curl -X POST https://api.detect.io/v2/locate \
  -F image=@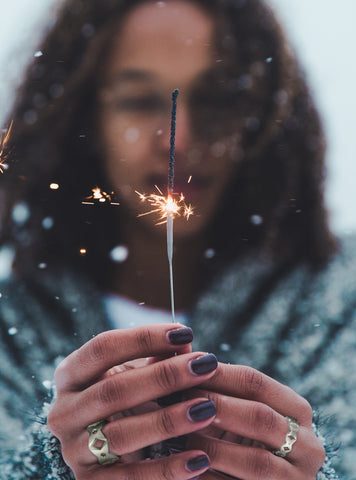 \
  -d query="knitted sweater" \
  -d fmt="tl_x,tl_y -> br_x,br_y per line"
1,235 -> 356,479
